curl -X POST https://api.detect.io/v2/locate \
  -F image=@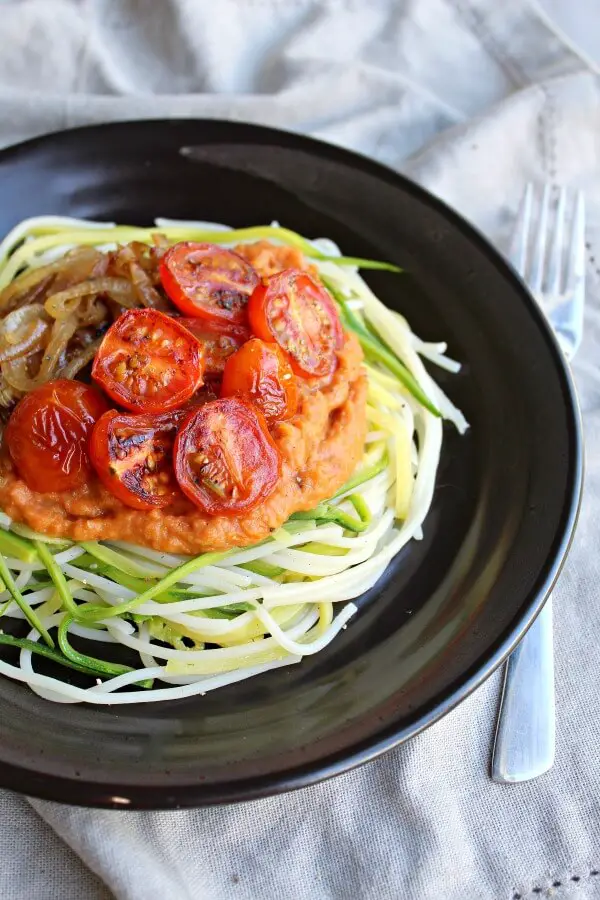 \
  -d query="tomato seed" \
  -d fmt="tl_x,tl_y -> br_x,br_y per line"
114,360 -> 127,379
129,354 -> 145,370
